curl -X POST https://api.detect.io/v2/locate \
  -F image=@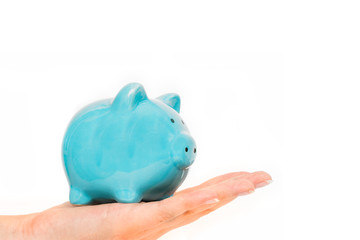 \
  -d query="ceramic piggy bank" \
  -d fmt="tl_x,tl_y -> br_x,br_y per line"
62,83 -> 196,204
